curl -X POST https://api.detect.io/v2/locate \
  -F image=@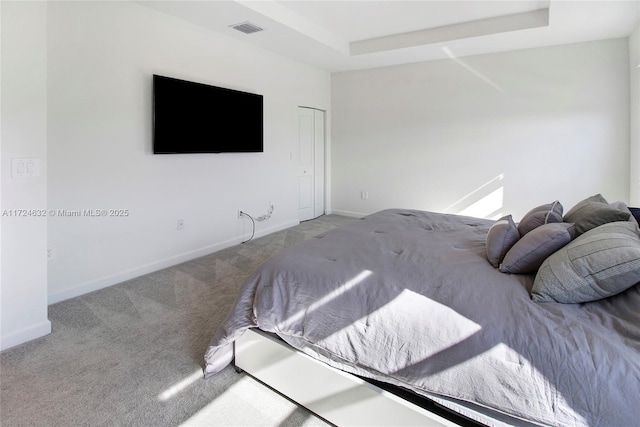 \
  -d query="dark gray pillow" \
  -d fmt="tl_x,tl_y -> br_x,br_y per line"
486,215 -> 520,268
517,200 -> 563,236
500,222 -> 575,274
564,194 -> 630,235
532,221 -> 640,303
